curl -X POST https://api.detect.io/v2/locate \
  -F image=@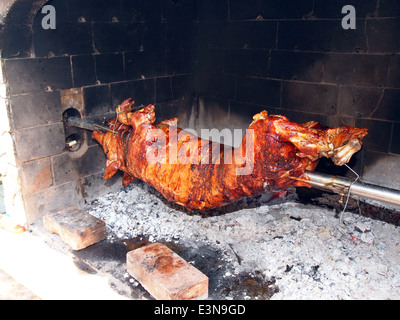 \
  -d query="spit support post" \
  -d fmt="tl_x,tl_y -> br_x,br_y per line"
304,170 -> 400,208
